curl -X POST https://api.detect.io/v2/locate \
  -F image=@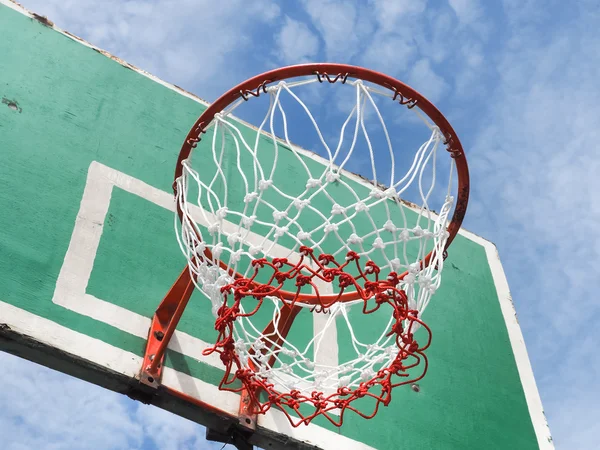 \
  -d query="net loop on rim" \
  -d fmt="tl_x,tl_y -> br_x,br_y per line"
174,65 -> 467,427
